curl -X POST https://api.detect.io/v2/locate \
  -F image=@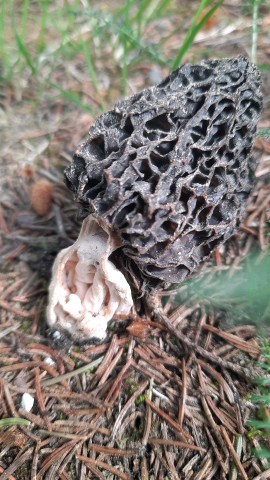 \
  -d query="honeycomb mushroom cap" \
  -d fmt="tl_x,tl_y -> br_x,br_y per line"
65,56 -> 263,291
